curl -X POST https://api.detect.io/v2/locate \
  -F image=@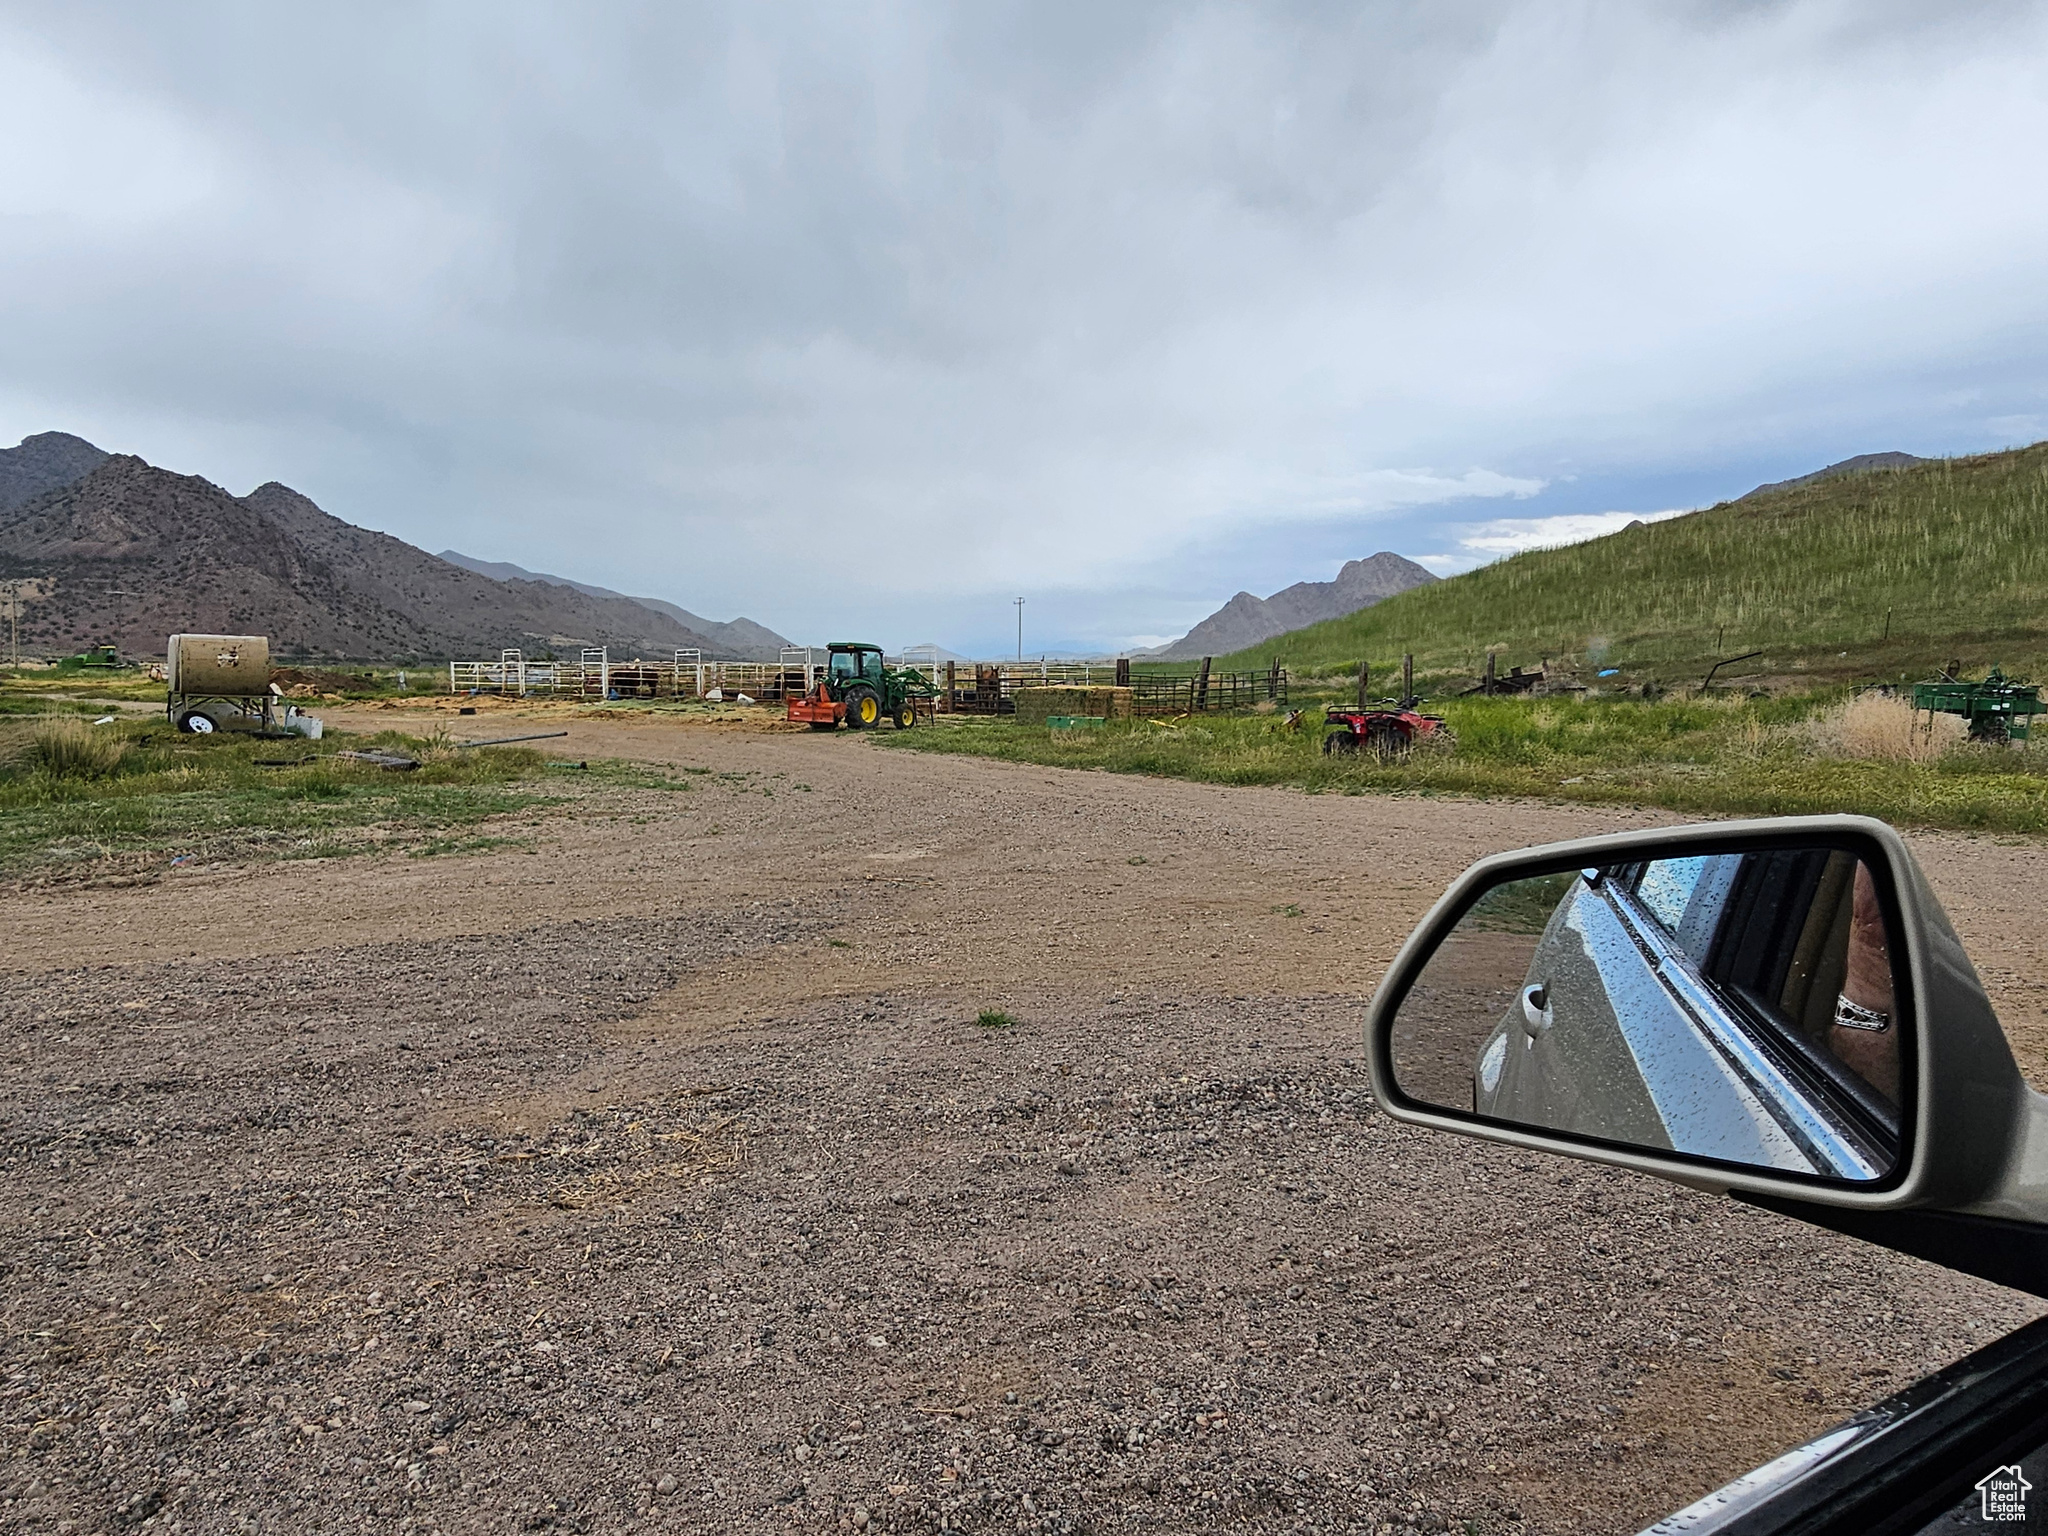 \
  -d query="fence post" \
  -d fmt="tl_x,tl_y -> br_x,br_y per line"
1357,659 -> 1368,709
943,660 -> 955,714
1482,652 -> 1495,694
1403,652 -> 1414,704
1116,656 -> 1130,688
1195,656 -> 1212,712
1267,659 -> 1280,700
